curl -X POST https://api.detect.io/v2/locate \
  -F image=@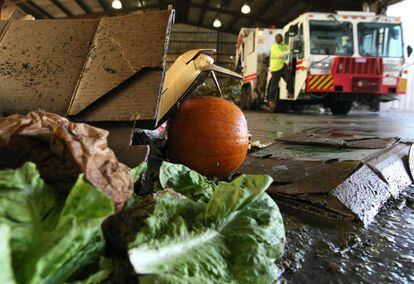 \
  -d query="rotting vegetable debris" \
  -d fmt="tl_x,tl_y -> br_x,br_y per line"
0,111 -> 132,209
0,113 -> 286,284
